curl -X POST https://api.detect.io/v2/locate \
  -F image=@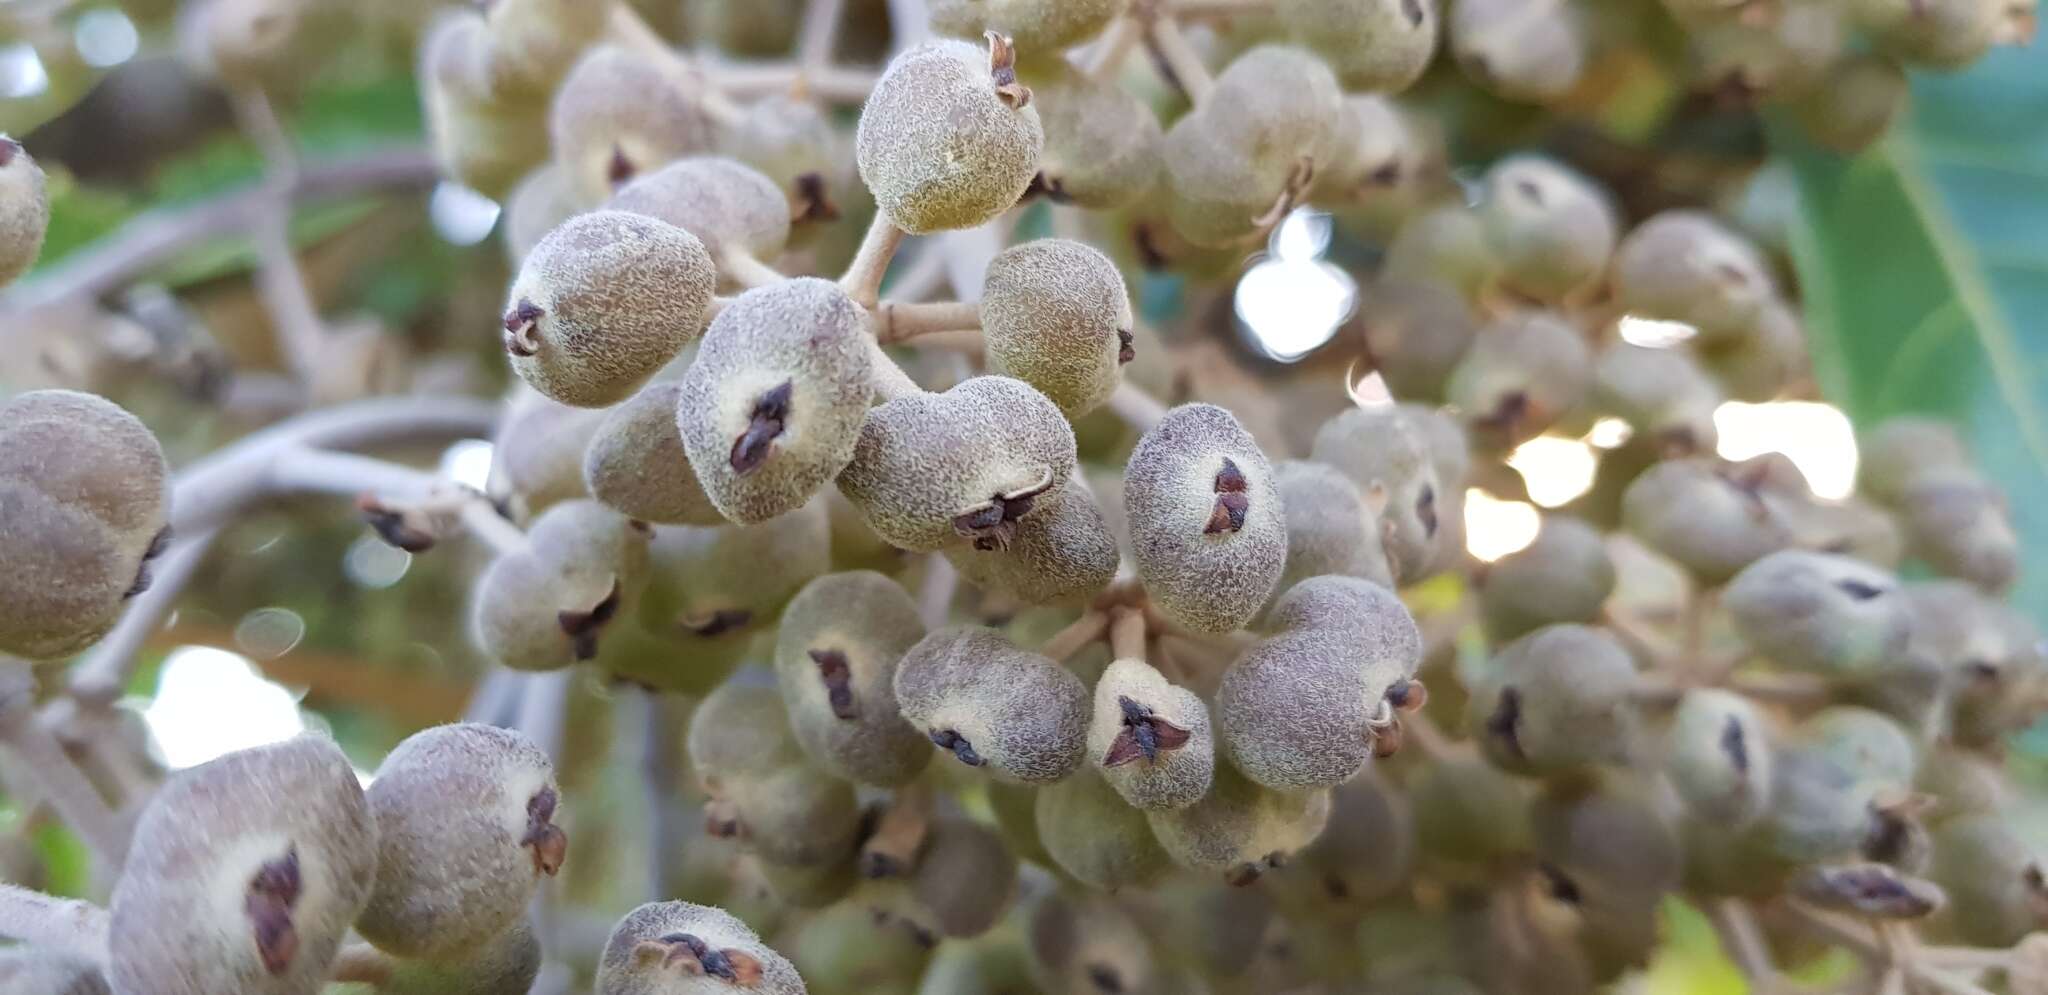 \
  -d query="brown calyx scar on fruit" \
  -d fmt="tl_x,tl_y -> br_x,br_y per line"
792,173 -> 840,223
680,608 -> 753,638
1204,457 -> 1251,535
1250,156 -> 1316,231
357,494 -> 439,553
1484,686 -> 1525,760
1117,329 -> 1136,365
952,467 -> 1055,551
731,380 -> 794,475
809,648 -> 859,719
632,932 -> 765,985
1793,863 -> 1943,919
929,728 -> 983,766
1102,695 -> 1192,767
123,524 -> 174,599
607,145 -> 638,187
502,300 -> 544,357
245,846 -> 303,976
557,579 -> 624,661
522,785 -> 568,876
985,31 -> 1031,109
